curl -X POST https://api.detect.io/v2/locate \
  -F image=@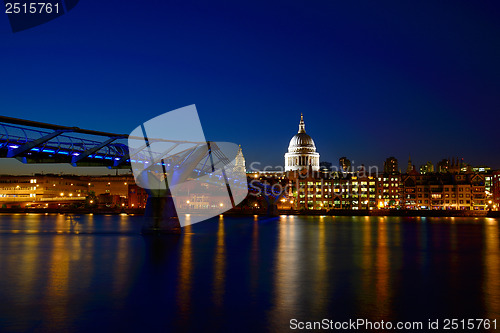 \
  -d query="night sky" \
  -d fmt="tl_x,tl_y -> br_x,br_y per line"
1,0 -> 499,173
